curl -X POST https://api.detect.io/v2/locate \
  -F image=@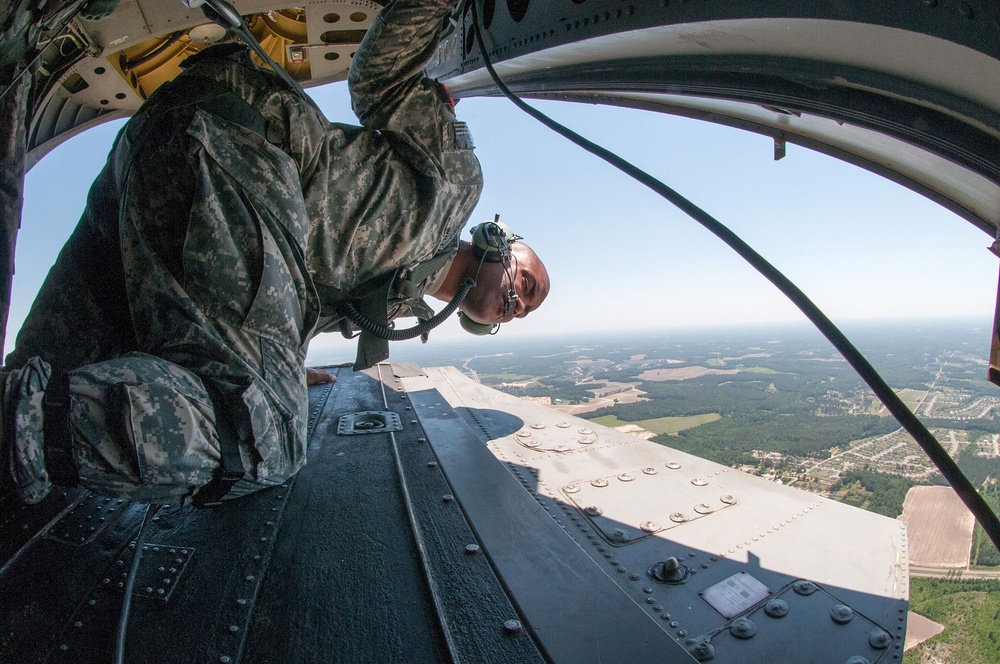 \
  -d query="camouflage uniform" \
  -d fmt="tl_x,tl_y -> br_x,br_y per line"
3,0 -> 482,504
